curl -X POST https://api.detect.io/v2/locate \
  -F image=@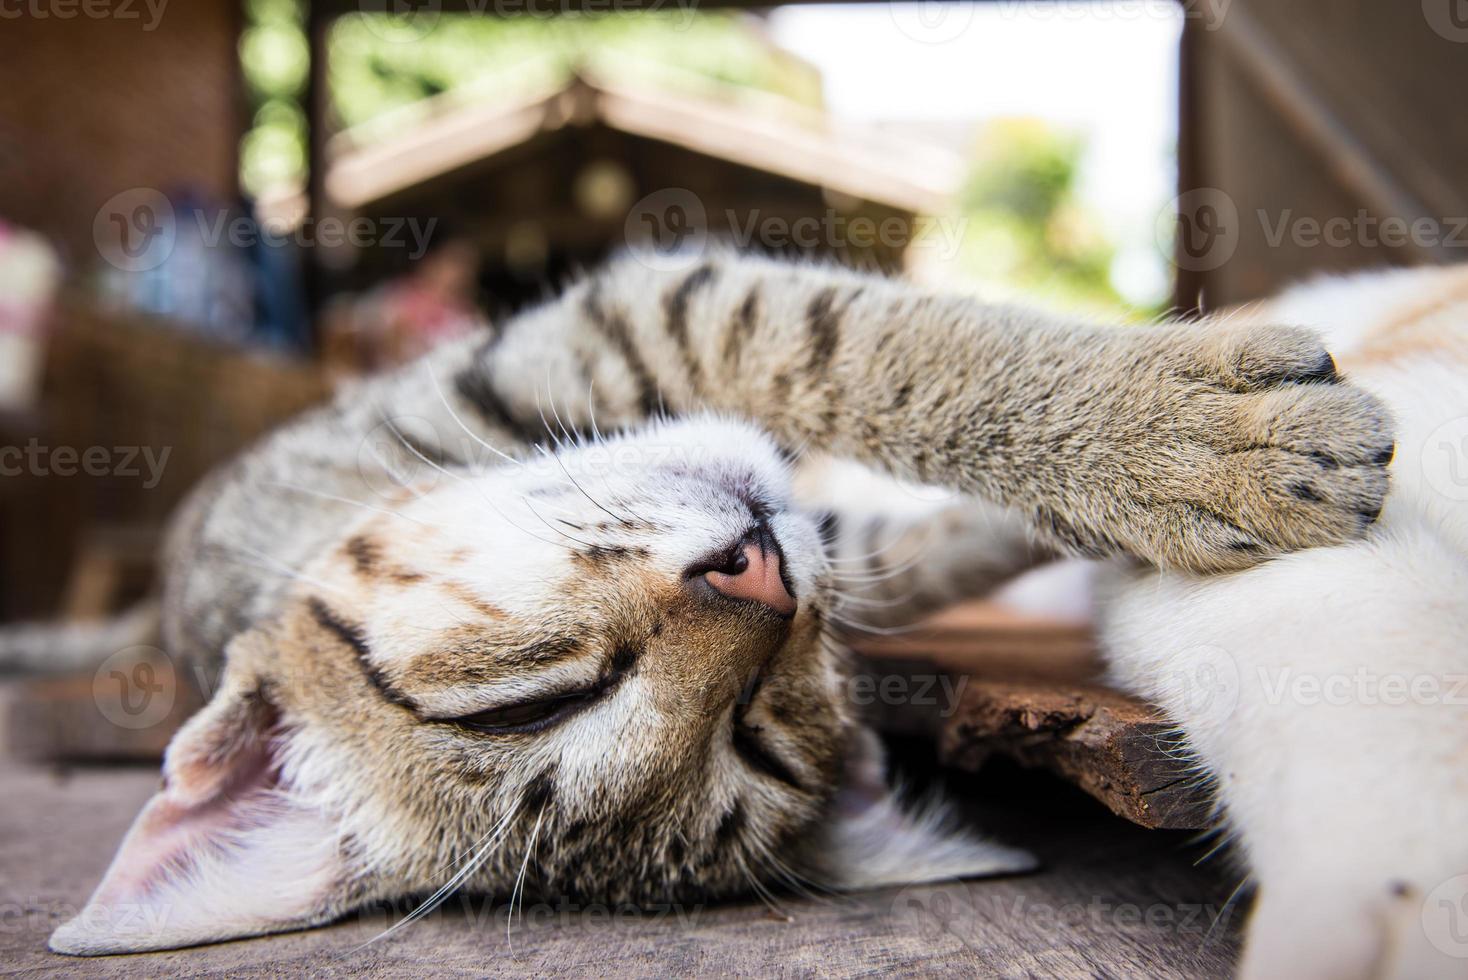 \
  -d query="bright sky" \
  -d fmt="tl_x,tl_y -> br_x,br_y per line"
766,1 -> 1184,304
